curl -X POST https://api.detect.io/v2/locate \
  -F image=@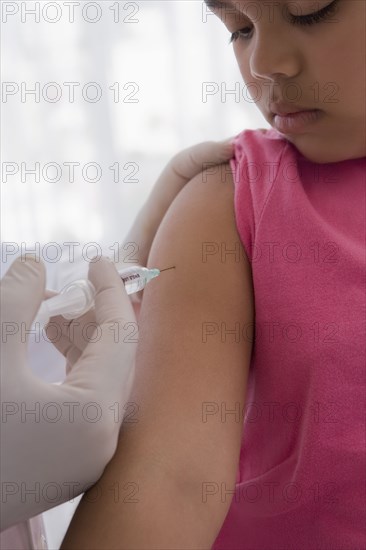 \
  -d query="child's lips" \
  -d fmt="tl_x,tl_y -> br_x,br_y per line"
270,101 -> 319,116
271,109 -> 323,134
